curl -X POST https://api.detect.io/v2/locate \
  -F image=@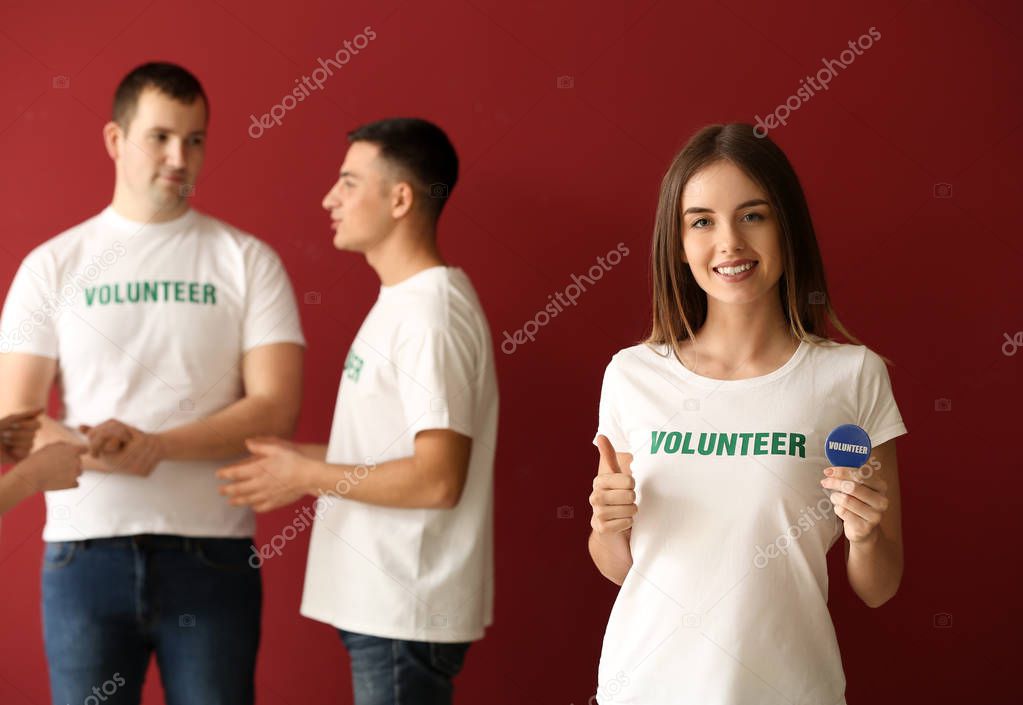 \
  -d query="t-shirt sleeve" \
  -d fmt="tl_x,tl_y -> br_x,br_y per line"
0,248 -> 59,358
857,347 -> 907,448
241,240 -> 306,352
394,324 -> 477,440
592,356 -> 630,453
